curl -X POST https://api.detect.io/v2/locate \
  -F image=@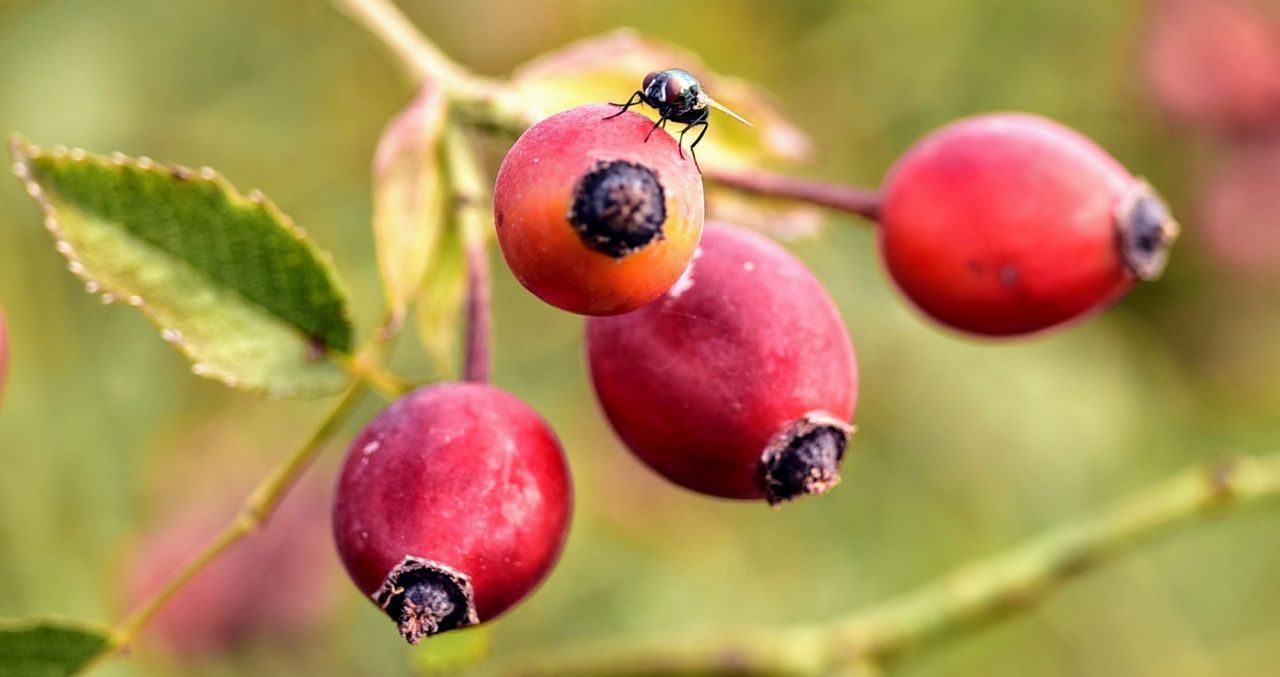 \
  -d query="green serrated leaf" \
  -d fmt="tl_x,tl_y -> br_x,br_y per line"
9,137 -> 353,399
510,28 -> 812,170
0,618 -> 113,677
374,82 -> 449,333
415,221 -> 467,378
